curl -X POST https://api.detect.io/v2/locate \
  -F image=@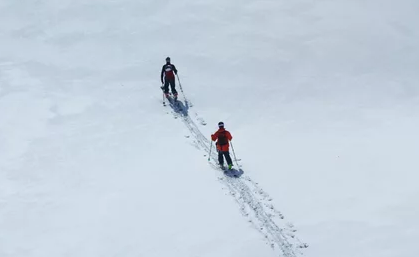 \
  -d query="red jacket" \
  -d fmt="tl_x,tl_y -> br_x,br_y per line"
211,128 -> 233,151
